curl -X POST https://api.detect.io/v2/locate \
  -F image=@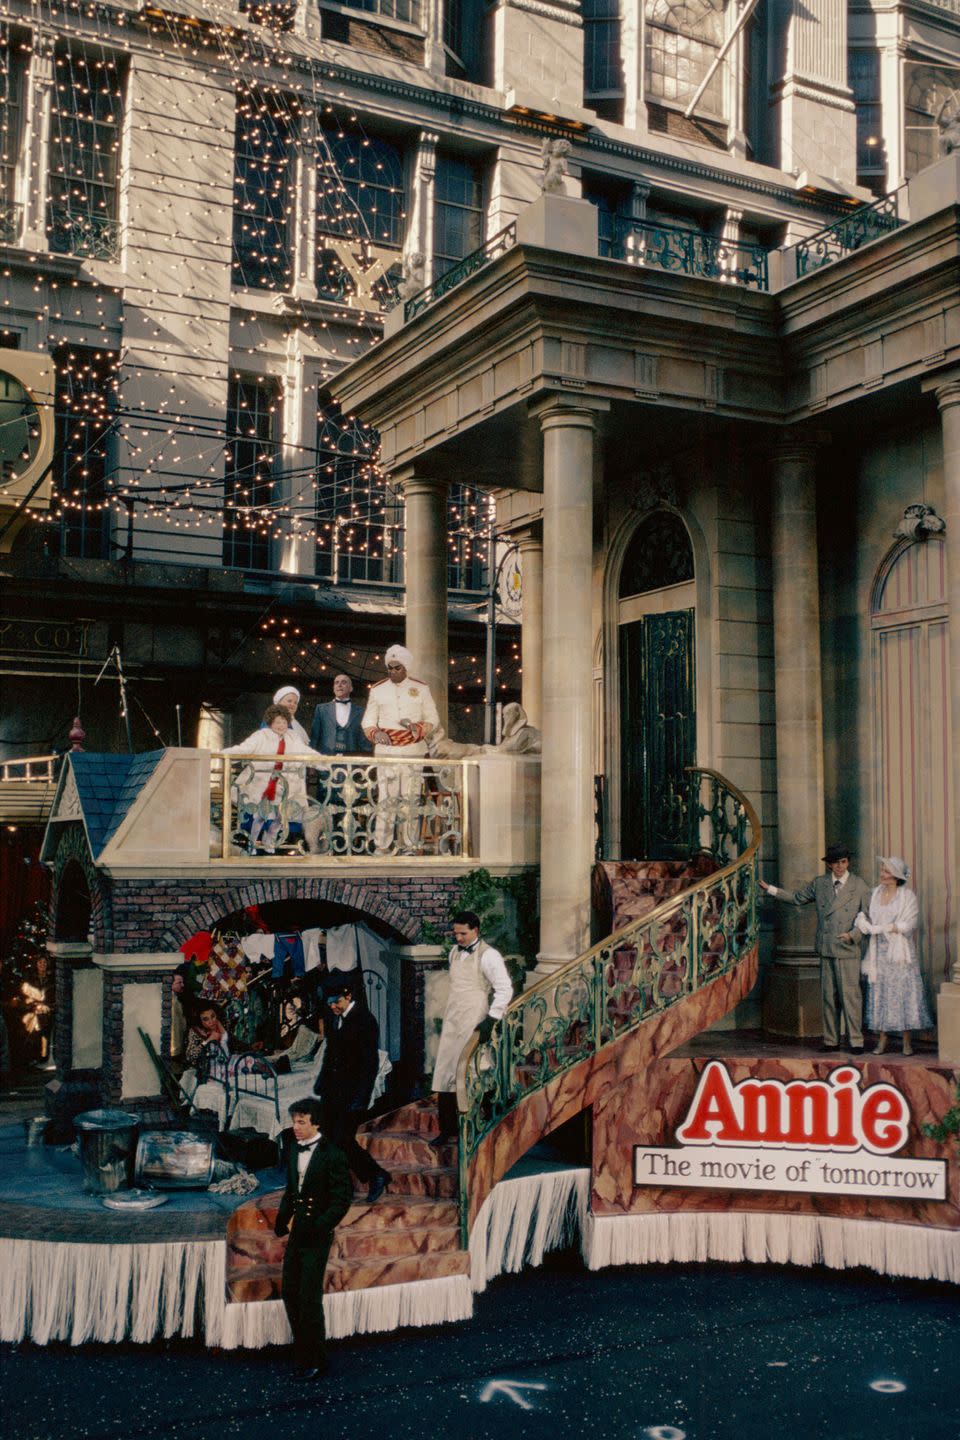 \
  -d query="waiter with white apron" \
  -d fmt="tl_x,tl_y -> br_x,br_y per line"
430,909 -> 513,1149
